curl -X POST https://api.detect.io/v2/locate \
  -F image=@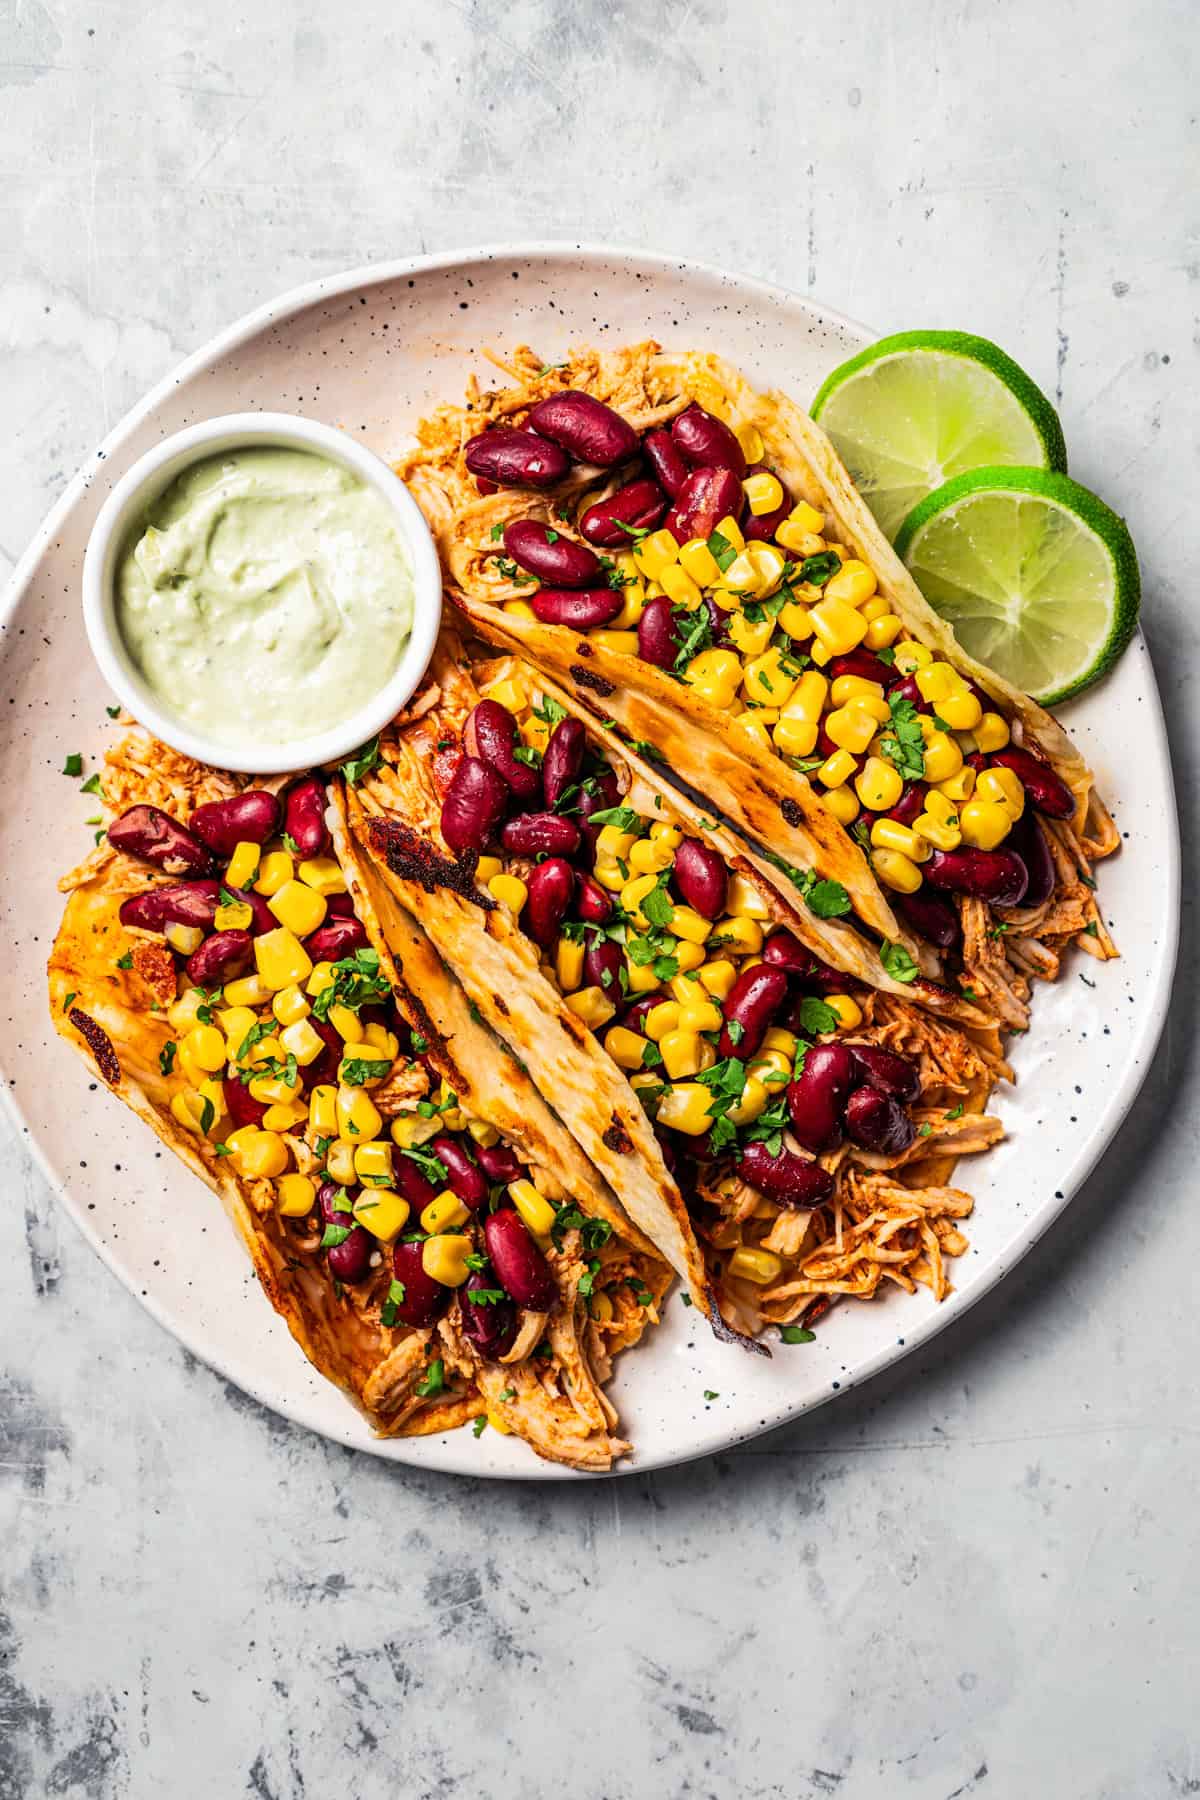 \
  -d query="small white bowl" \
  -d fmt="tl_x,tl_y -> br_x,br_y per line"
82,412 -> 442,774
